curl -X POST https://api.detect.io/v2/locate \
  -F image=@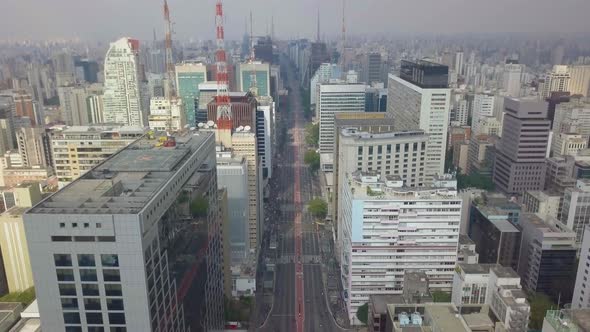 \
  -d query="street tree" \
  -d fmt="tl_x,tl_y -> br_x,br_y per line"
308,198 -> 328,219
304,150 -> 320,173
